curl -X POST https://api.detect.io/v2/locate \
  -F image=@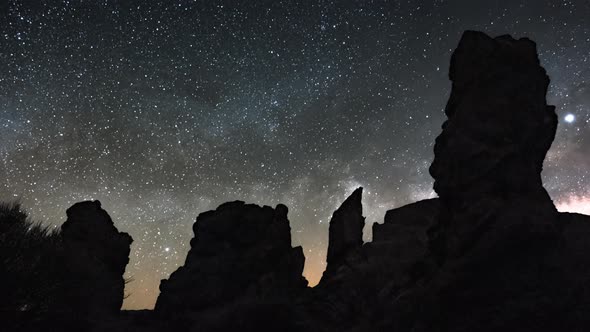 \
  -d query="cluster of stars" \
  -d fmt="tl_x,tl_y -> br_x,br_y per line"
1,1 -> 588,309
